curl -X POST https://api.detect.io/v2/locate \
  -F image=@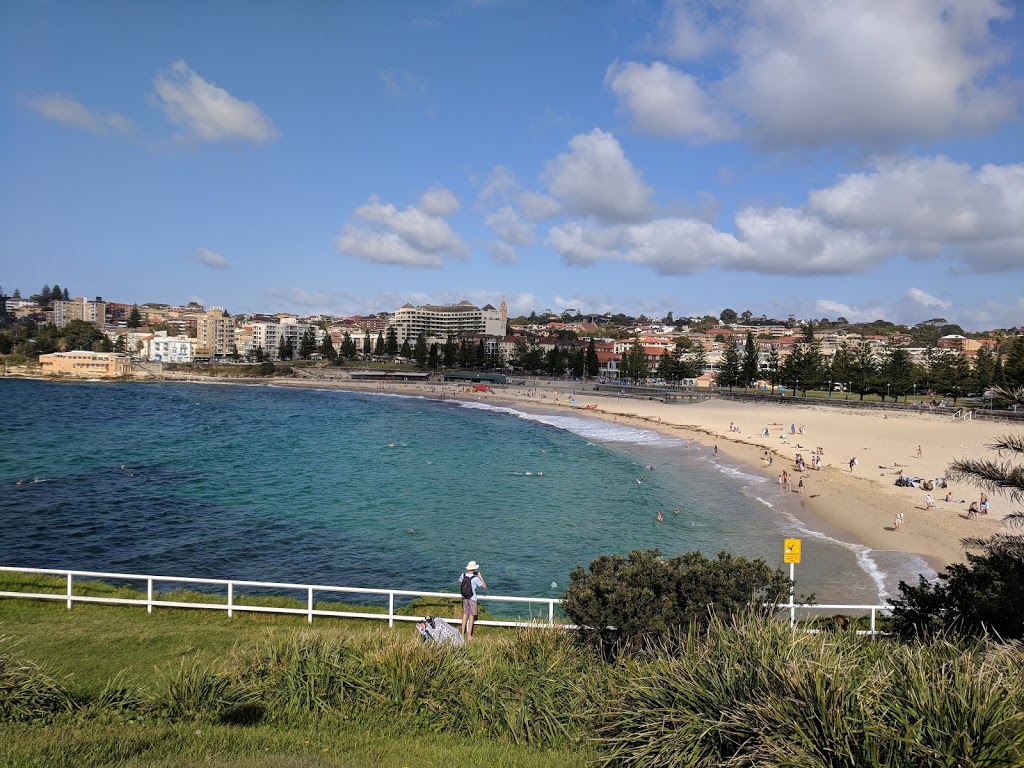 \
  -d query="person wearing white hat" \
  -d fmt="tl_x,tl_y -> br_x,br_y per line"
458,560 -> 487,640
